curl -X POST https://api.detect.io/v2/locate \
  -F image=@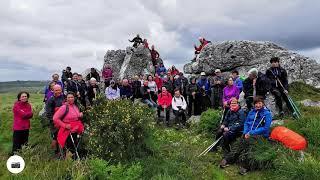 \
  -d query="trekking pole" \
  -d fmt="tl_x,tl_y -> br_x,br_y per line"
250,111 -> 259,131
220,108 -> 225,124
197,136 -> 223,157
164,107 -> 167,125
70,133 -> 80,160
